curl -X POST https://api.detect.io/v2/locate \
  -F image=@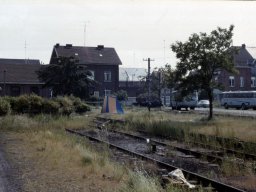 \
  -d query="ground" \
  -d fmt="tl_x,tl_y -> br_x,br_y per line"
0,131 -> 122,192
